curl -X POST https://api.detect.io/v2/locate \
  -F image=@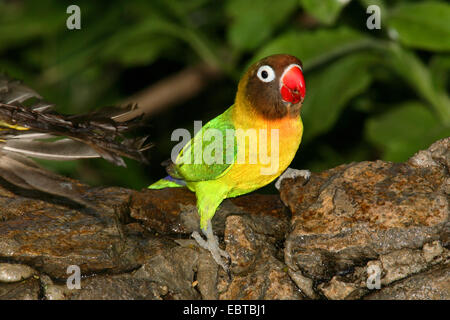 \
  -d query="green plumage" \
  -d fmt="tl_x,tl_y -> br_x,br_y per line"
174,107 -> 237,181
149,106 -> 238,229
149,178 -> 184,189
